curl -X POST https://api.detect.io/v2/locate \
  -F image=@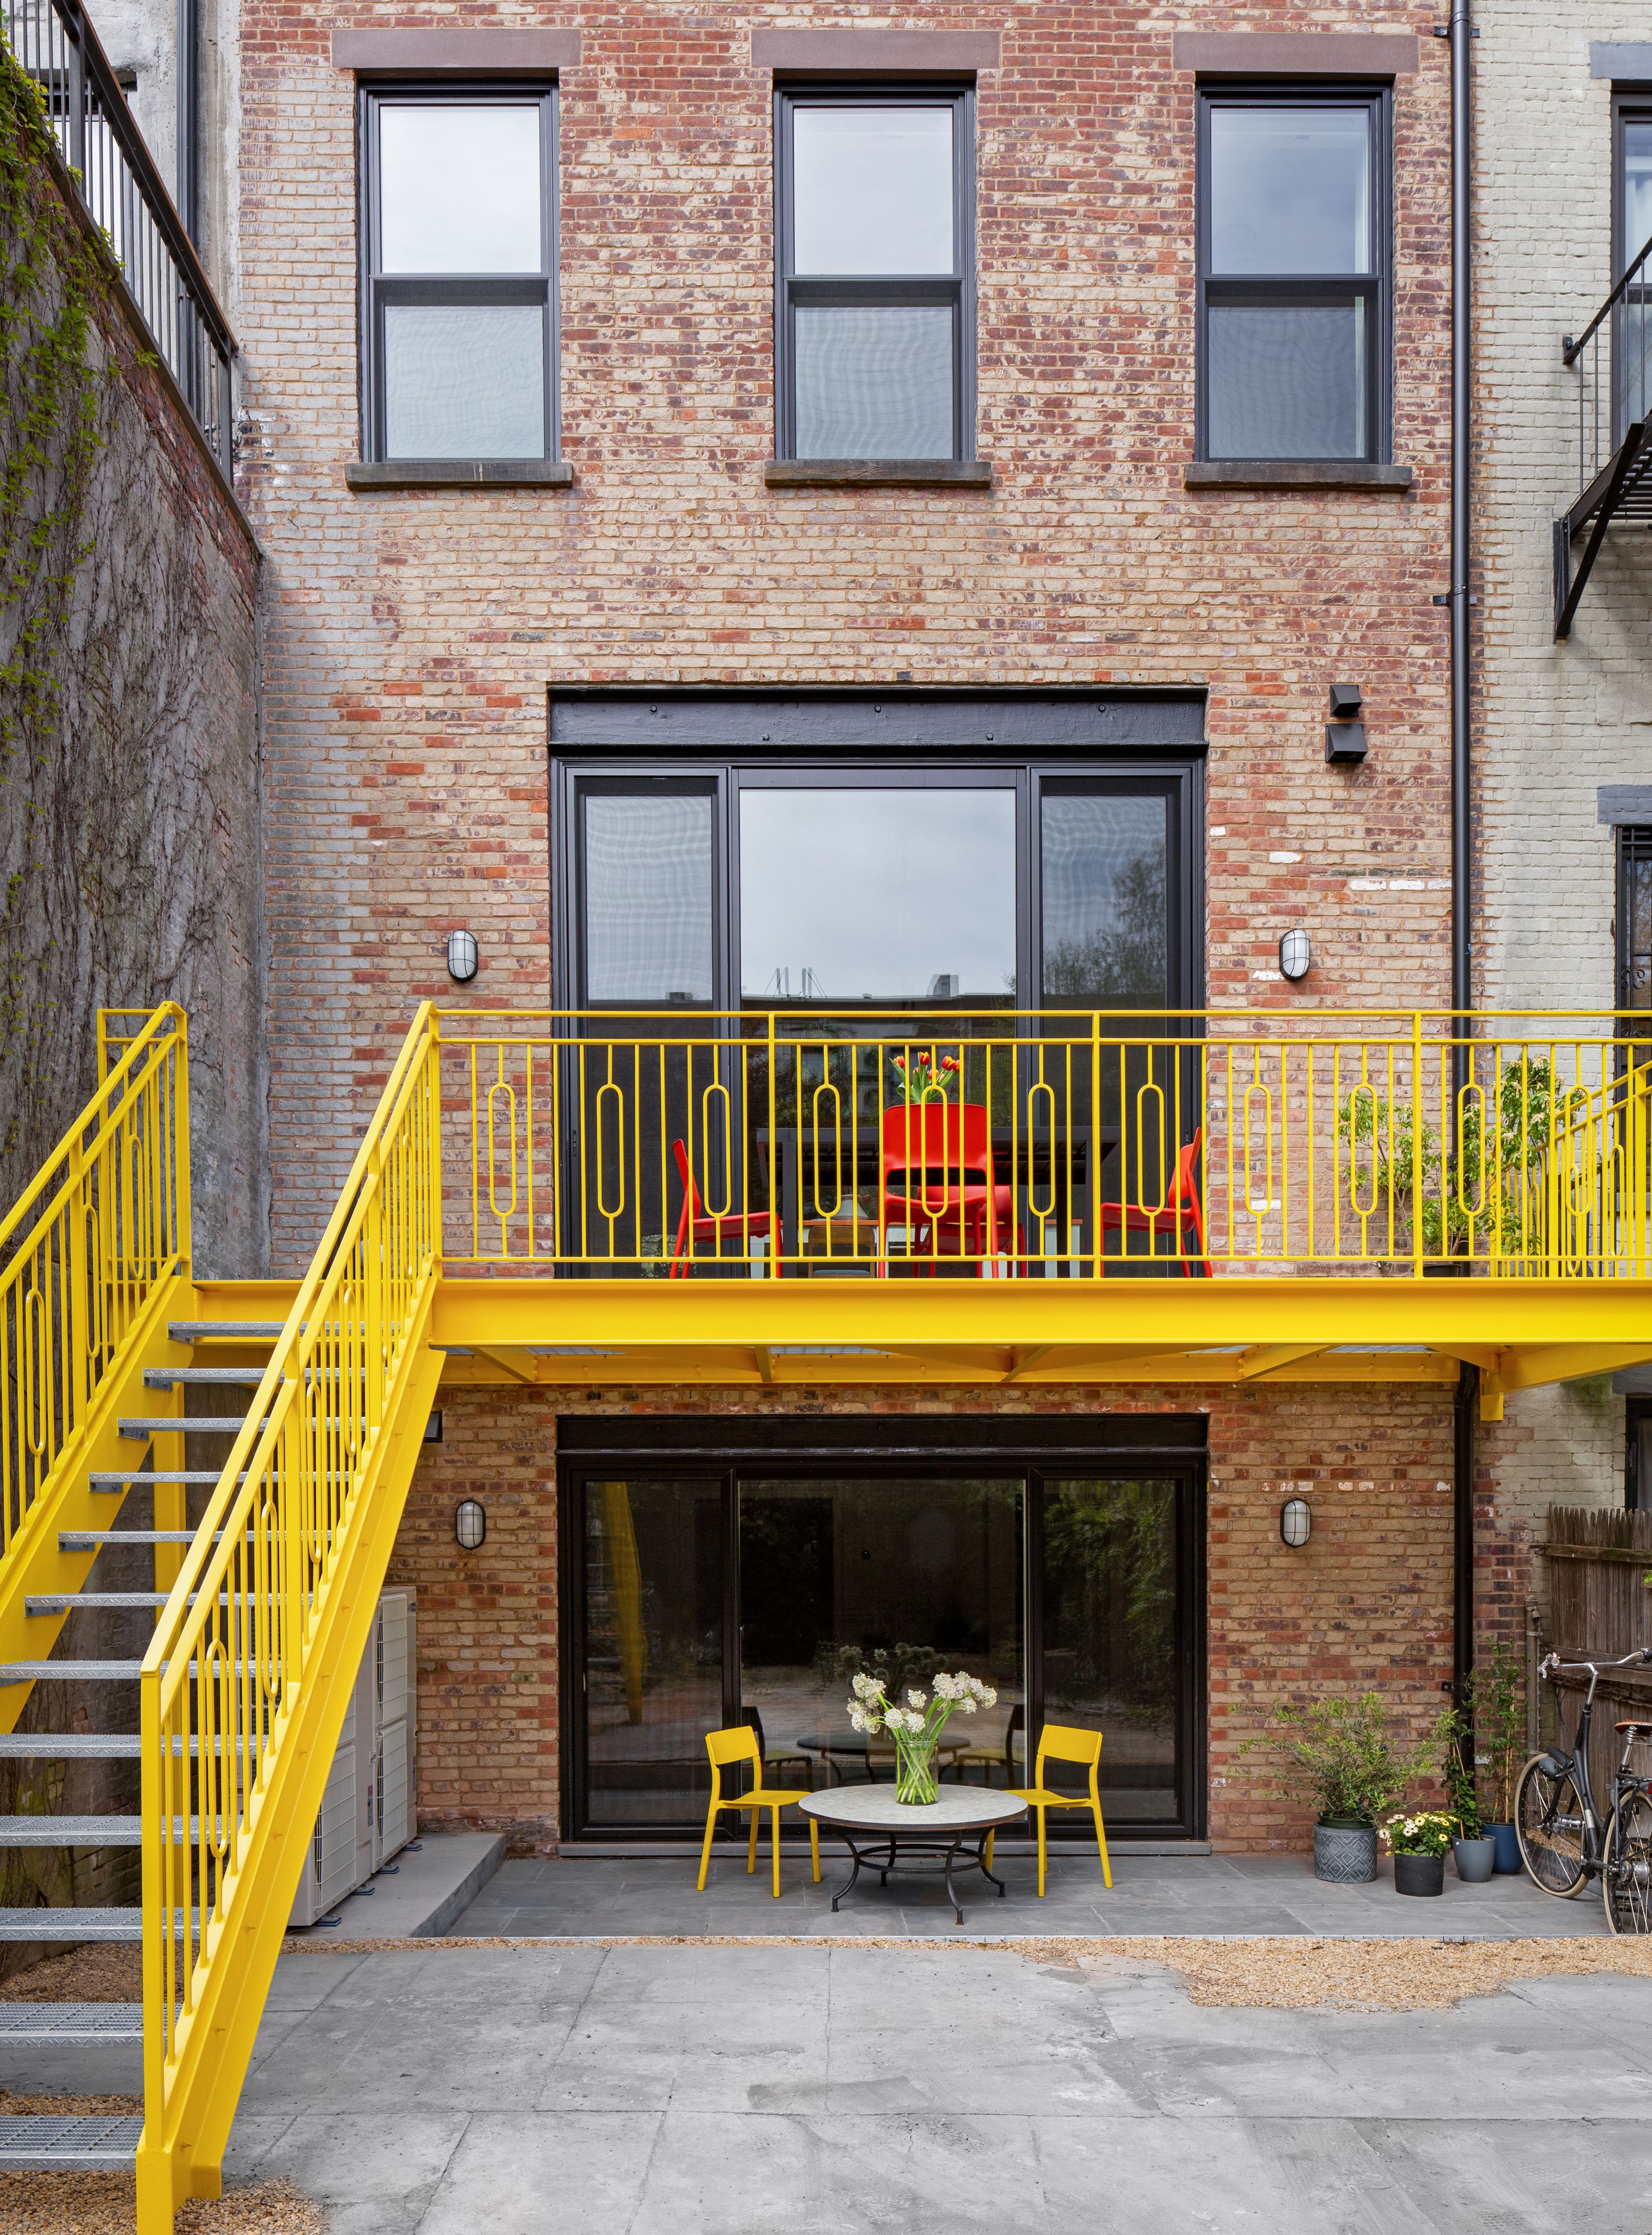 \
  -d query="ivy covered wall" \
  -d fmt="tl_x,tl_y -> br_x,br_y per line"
0,45 -> 265,1277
